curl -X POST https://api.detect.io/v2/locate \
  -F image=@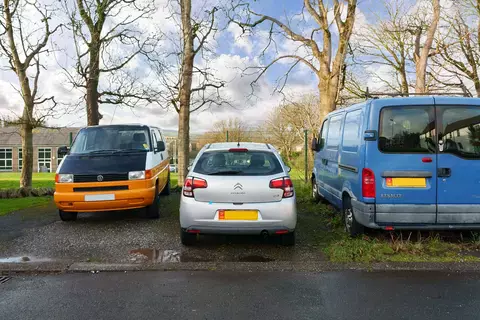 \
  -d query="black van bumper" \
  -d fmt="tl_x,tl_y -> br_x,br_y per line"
351,200 -> 480,230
